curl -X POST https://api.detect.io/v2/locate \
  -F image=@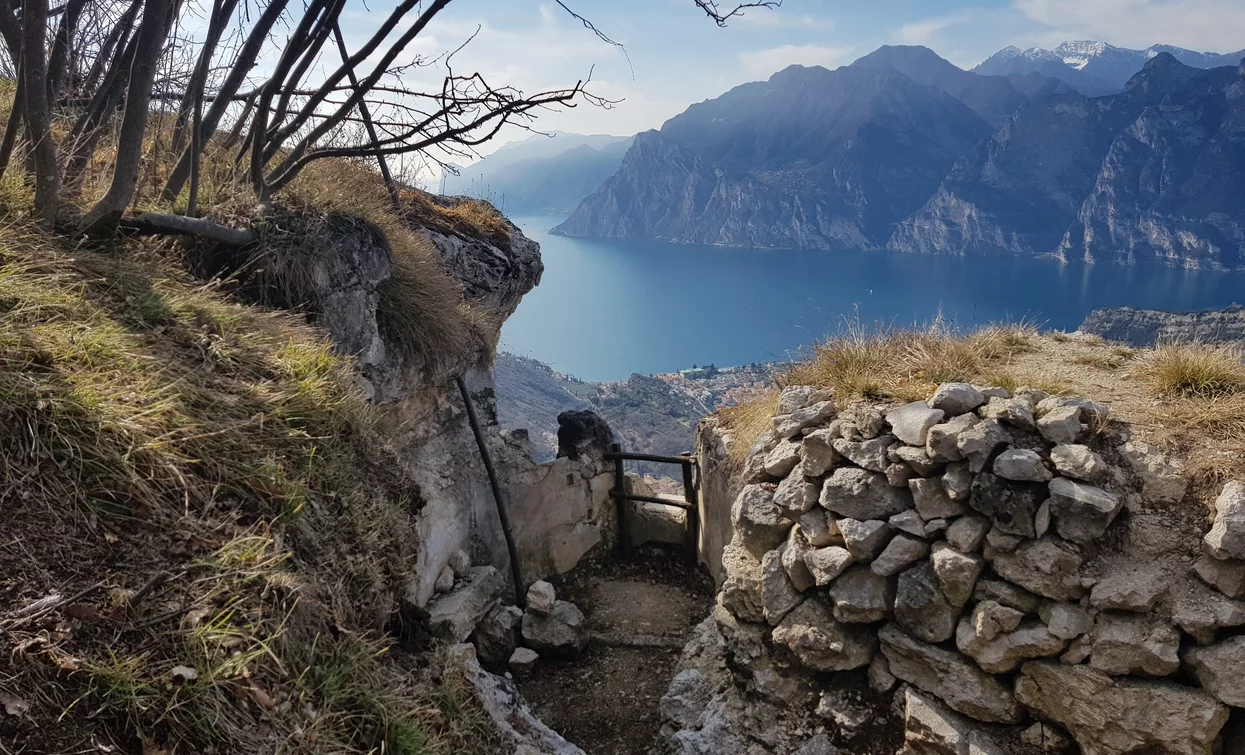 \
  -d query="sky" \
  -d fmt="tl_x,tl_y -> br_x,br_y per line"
332,0 -> 1245,166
